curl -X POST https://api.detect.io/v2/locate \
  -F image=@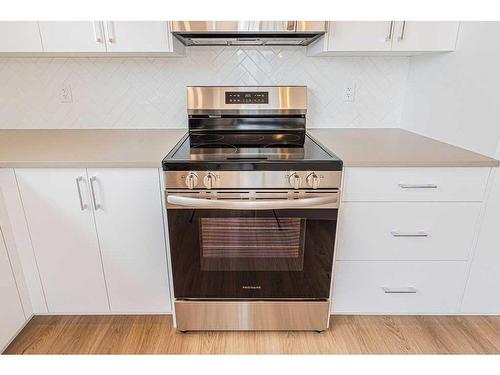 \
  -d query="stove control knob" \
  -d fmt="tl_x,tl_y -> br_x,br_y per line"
203,172 -> 216,190
306,172 -> 320,189
185,173 -> 198,190
288,173 -> 302,190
